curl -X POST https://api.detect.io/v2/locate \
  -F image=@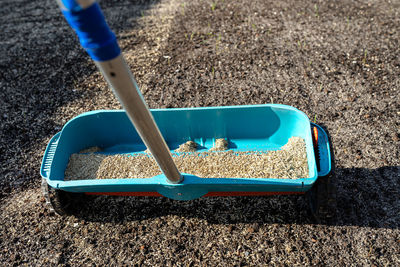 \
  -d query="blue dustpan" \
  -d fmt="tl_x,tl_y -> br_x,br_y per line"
42,1 -> 334,218
41,104 -> 332,200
